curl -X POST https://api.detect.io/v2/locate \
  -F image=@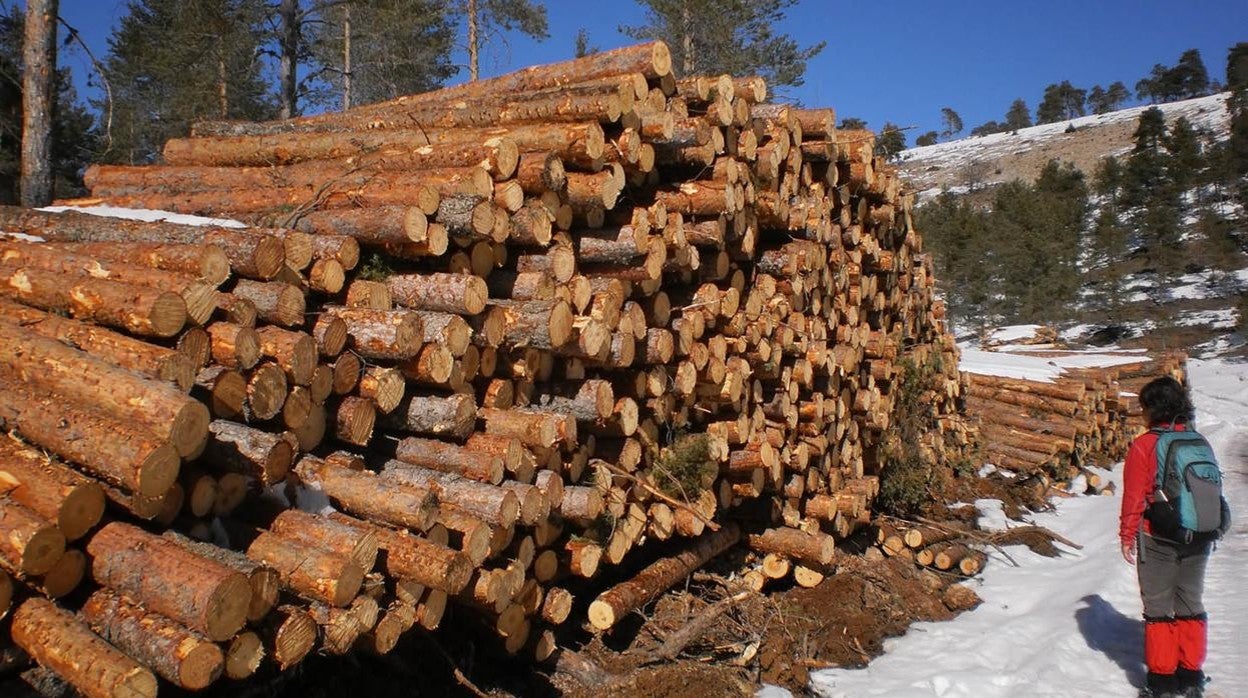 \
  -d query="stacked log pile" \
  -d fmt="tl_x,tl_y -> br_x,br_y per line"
0,41 -> 979,695
961,348 -> 1188,485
